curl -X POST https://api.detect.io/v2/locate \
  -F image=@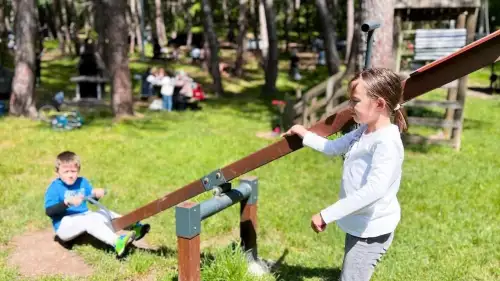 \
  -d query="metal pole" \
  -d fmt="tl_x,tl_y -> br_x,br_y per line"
200,182 -> 252,220
86,192 -> 113,222
361,21 -> 381,69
